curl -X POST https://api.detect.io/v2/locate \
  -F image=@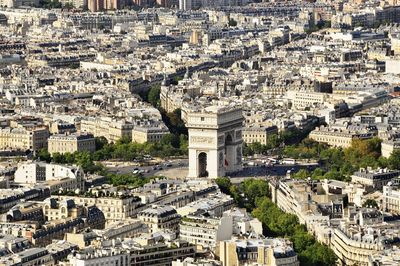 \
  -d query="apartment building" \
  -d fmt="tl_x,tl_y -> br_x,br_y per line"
330,221 -> 393,266
132,124 -> 170,144
242,126 -> 278,145
0,126 -> 49,151
383,185 -> 400,214
14,162 -> 85,191
48,133 -> 95,155
381,140 -> 400,158
351,168 -> 399,190
56,194 -> 143,223
286,91 -> 327,110
220,238 -> 299,266
80,117 -> 133,143
138,205 -> 180,233
63,238 -> 195,266
179,215 -> 233,249
309,126 -> 376,148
